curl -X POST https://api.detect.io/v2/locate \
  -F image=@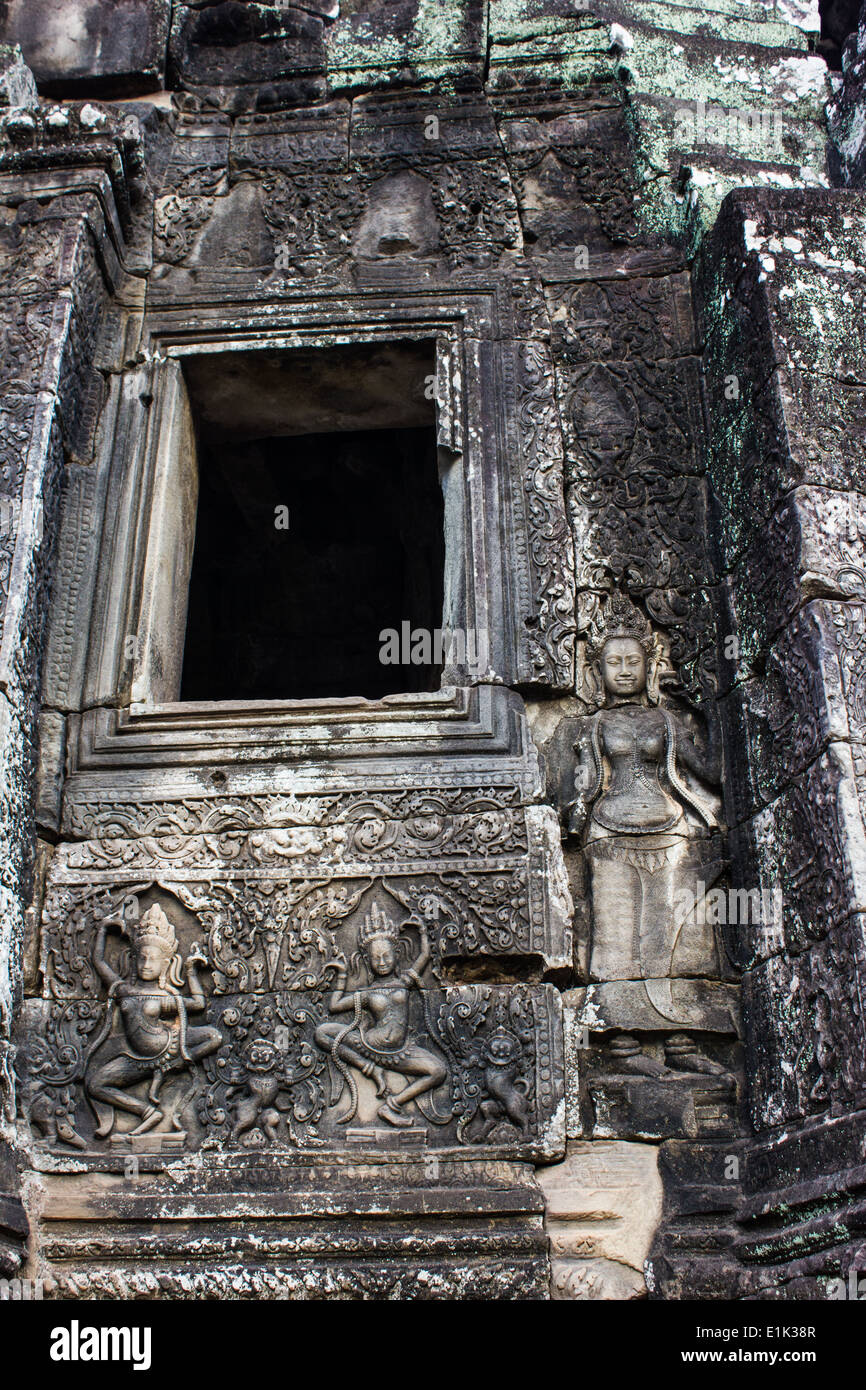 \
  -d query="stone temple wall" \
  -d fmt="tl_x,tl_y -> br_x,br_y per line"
0,0 -> 863,1300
